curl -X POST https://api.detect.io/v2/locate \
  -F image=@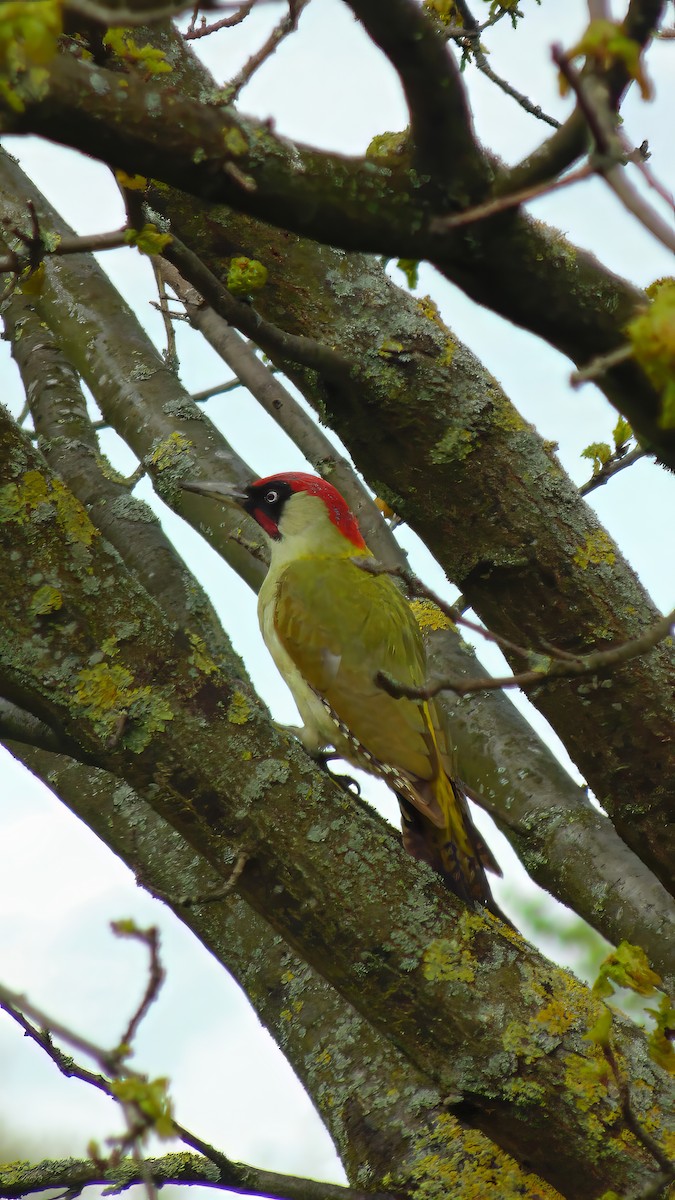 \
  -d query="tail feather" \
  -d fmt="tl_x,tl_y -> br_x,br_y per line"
398,771 -> 506,919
